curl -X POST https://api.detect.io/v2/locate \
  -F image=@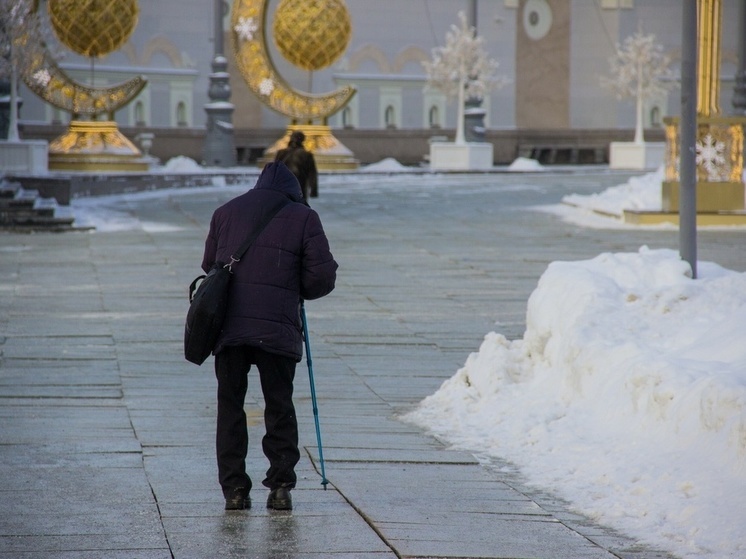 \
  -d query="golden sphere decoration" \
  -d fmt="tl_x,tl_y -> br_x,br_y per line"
272,0 -> 351,71
47,0 -> 139,58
